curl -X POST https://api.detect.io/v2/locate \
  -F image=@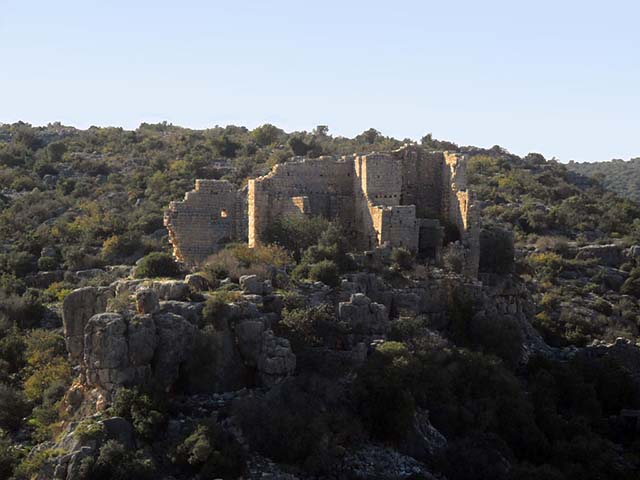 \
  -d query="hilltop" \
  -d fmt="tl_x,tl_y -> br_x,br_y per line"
566,157 -> 640,203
